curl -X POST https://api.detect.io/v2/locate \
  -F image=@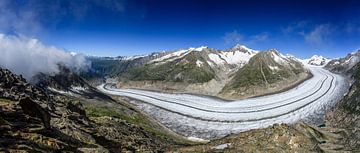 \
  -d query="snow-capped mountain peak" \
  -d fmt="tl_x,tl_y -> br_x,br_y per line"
207,45 -> 259,67
306,55 -> 329,66
231,44 -> 258,54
